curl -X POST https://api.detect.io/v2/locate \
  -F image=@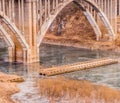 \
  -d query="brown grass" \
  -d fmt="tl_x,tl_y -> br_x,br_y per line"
37,77 -> 120,103
0,72 -> 24,103
0,82 -> 19,103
